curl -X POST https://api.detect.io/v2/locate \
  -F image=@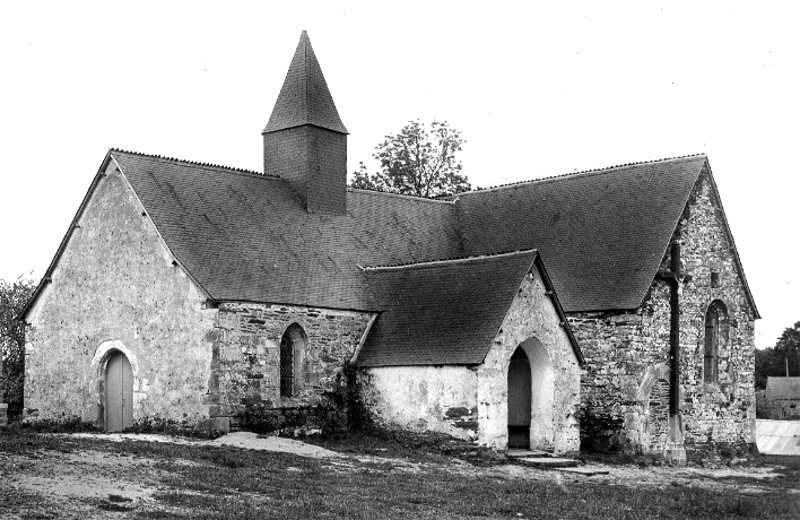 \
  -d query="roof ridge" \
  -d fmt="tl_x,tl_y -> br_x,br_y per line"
361,249 -> 537,271
109,148 -> 276,179
348,187 -> 456,205
461,153 -> 707,196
